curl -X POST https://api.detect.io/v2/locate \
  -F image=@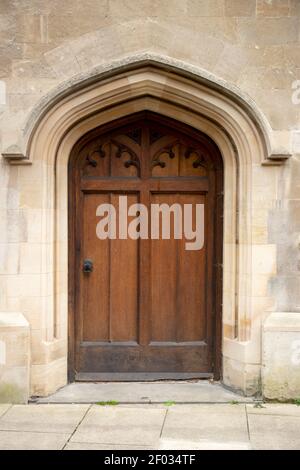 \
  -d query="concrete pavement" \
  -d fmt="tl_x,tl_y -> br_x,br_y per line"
0,403 -> 300,450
